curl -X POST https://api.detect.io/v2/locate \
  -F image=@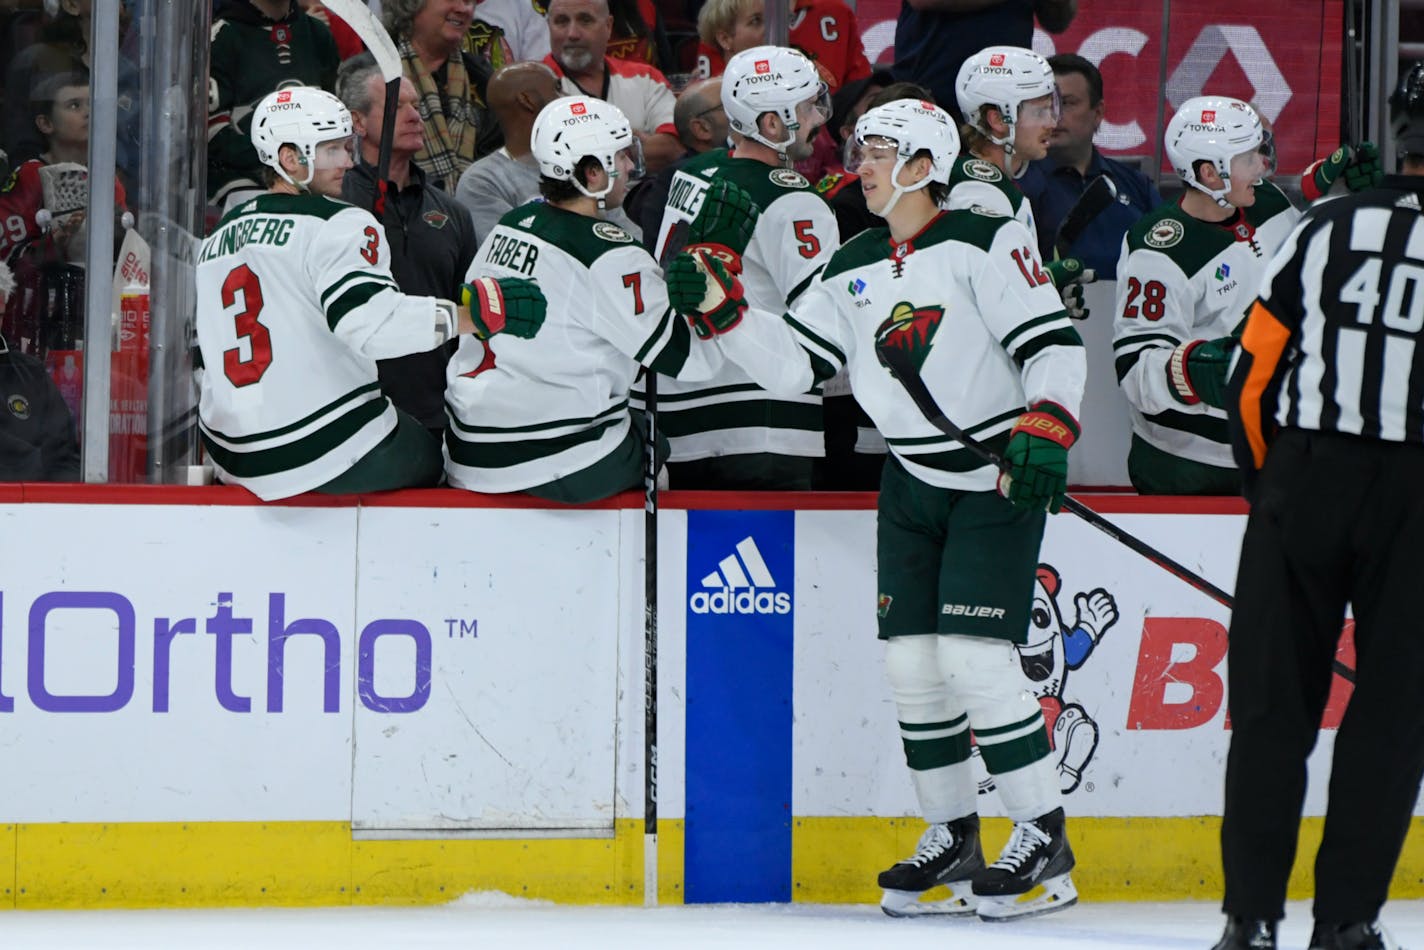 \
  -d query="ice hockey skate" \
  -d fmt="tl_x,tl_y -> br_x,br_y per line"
972,806 -> 1078,921
1210,916 -> 1277,949
877,815 -> 984,917
1308,920 -> 1401,950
